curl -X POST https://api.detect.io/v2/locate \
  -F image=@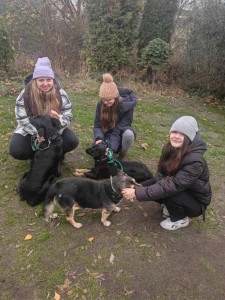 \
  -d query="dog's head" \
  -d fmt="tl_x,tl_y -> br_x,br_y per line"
86,143 -> 107,160
30,115 -> 61,141
112,170 -> 140,193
